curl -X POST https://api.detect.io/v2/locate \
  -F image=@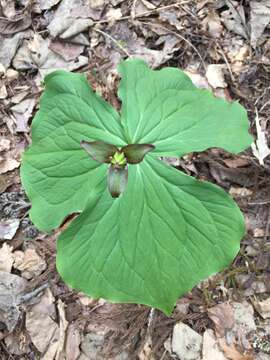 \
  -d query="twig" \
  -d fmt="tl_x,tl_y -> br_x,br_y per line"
94,1 -> 191,24
93,28 -> 130,57
216,43 -> 236,82
140,21 -> 207,71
